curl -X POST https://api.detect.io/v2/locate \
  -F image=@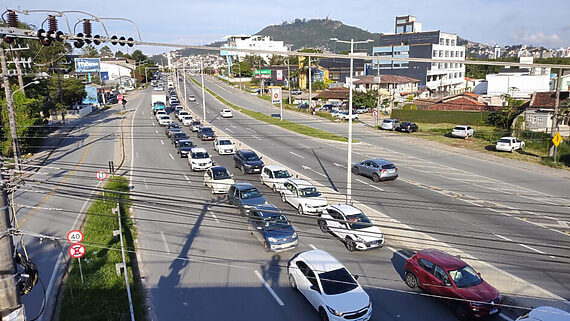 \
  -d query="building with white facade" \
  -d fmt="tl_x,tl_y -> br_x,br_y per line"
372,15 -> 466,95
99,58 -> 135,86
483,57 -> 551,99
221,35 -> 288,62
493,44 -> 501,59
